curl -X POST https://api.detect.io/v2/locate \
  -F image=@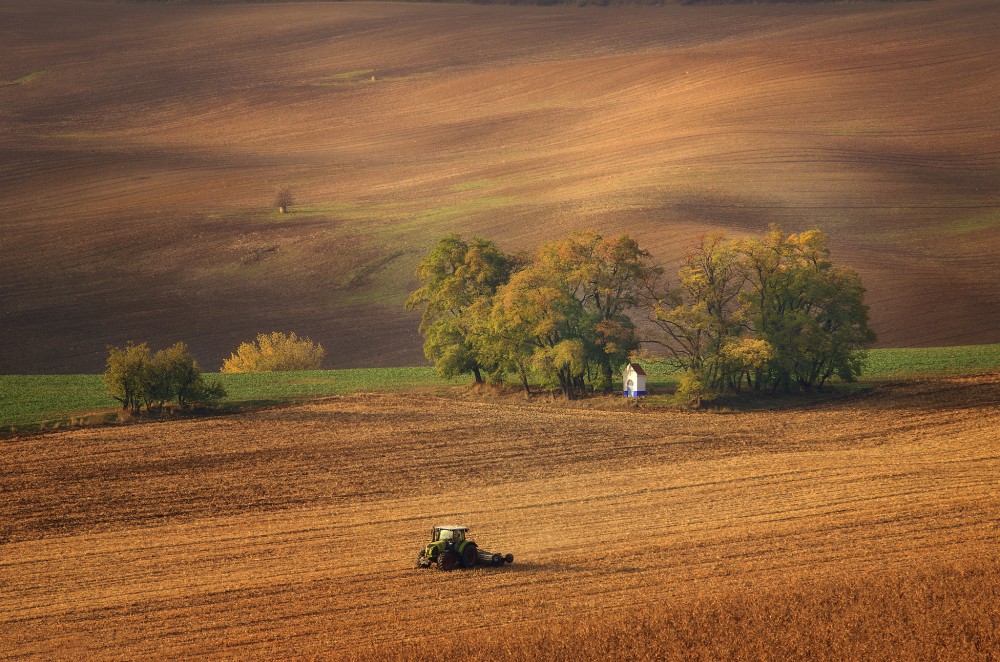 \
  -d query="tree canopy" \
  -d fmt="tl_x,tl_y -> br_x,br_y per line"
405,235 -> 520,384
408,227 -> 874,403
649,227 -> 875,400
104,341 -> 225,412
408,230 -> 658,398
